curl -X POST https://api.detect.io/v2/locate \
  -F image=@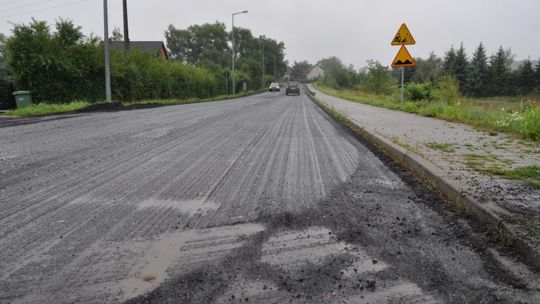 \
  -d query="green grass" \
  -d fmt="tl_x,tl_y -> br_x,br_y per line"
502,165 -> 540,180
4,90 -> 263,117
465,160 -> 540,187
5,101 -> 90,117
314,84 -> 540,141
425,142 -> 456,153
